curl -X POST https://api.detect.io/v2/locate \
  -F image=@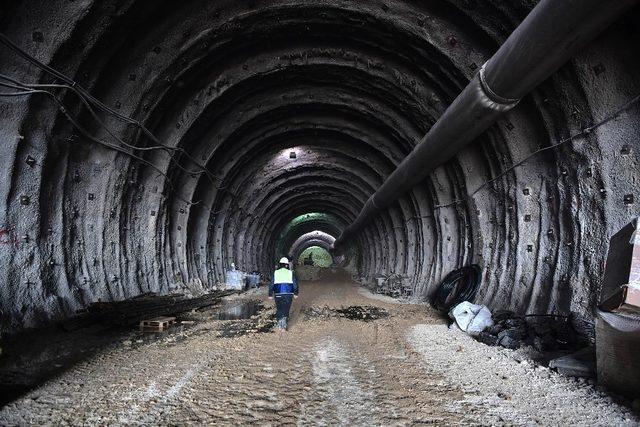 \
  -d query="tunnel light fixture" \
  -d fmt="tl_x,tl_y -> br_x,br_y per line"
276,147 -> 304,162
